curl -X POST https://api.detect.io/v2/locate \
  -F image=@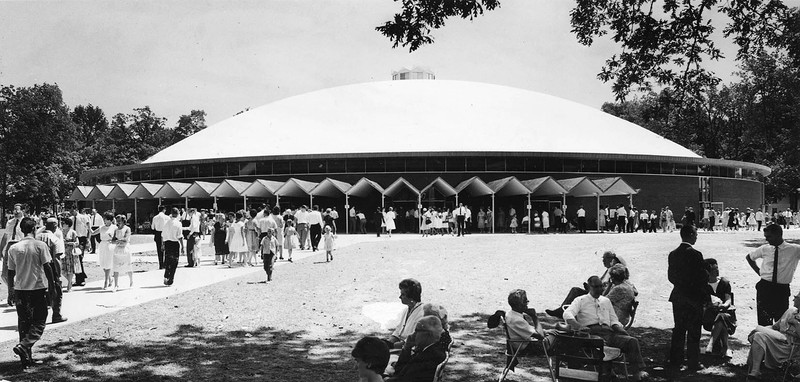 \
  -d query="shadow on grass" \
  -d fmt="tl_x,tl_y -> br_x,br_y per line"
0,324 -> 359,382
742,237 -> 800,248
0,312 -> 782,382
